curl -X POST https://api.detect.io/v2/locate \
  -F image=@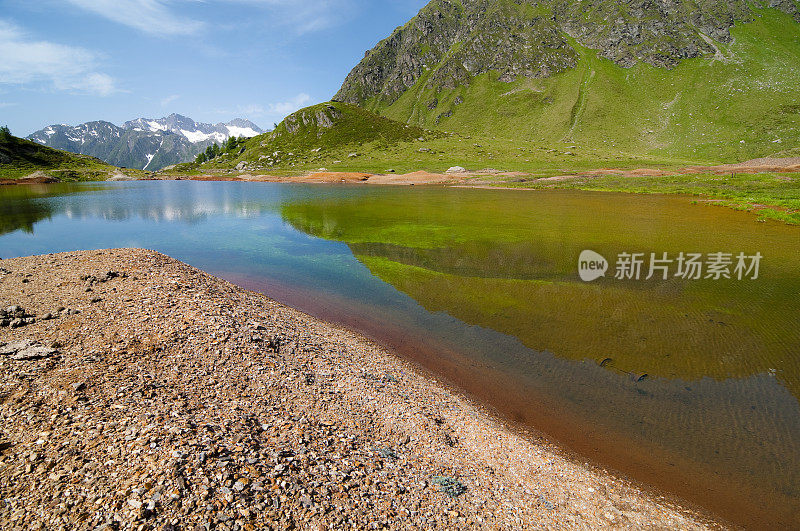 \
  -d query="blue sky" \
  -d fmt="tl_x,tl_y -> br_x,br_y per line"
0,0 -> 429,136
